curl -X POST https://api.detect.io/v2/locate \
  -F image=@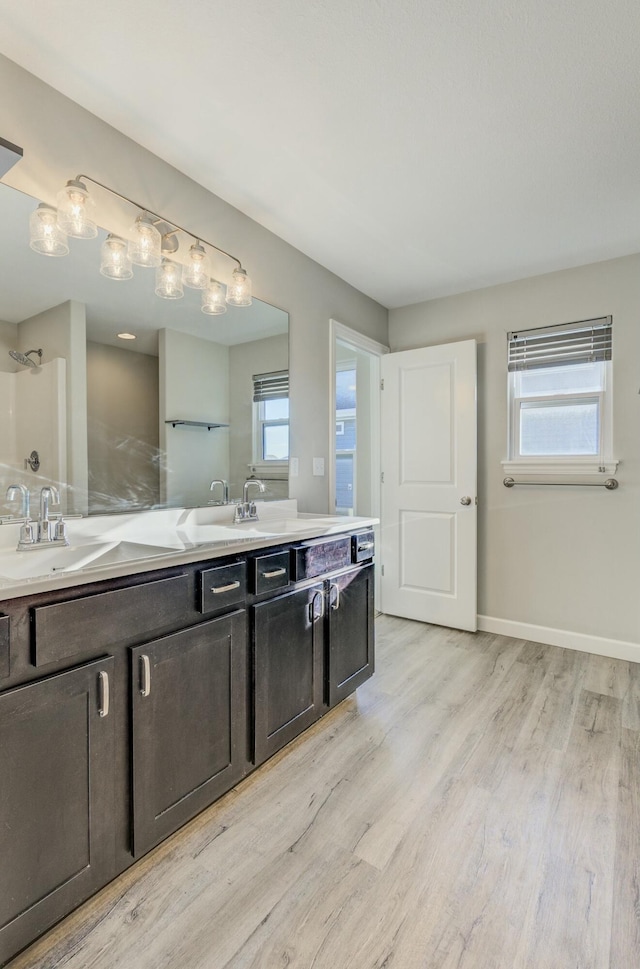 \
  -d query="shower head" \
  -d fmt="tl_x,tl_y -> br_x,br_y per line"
9,348 -> 42,368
